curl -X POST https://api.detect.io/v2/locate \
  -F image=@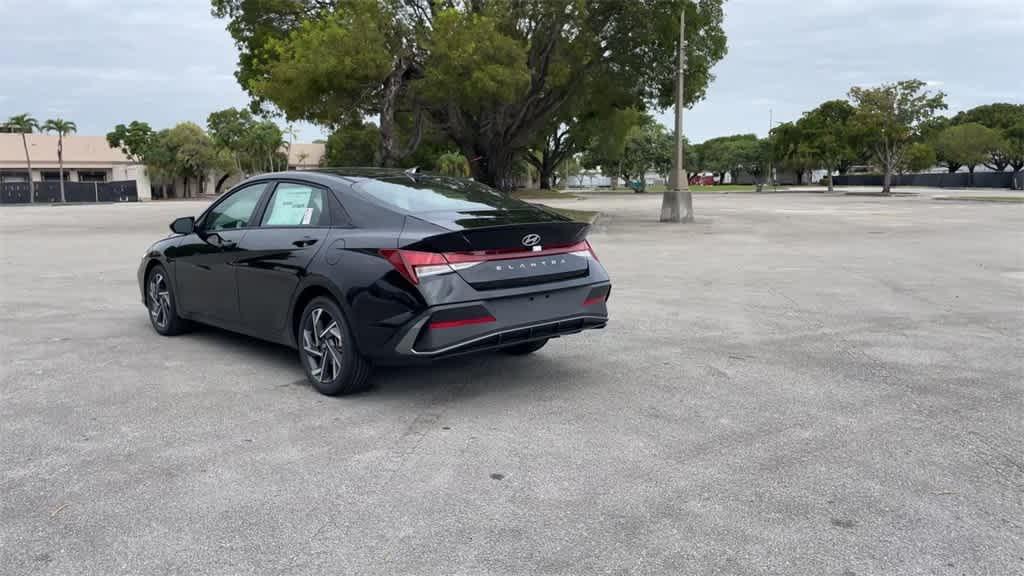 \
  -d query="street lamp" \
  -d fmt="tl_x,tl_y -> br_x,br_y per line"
660,8 -> 692,223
